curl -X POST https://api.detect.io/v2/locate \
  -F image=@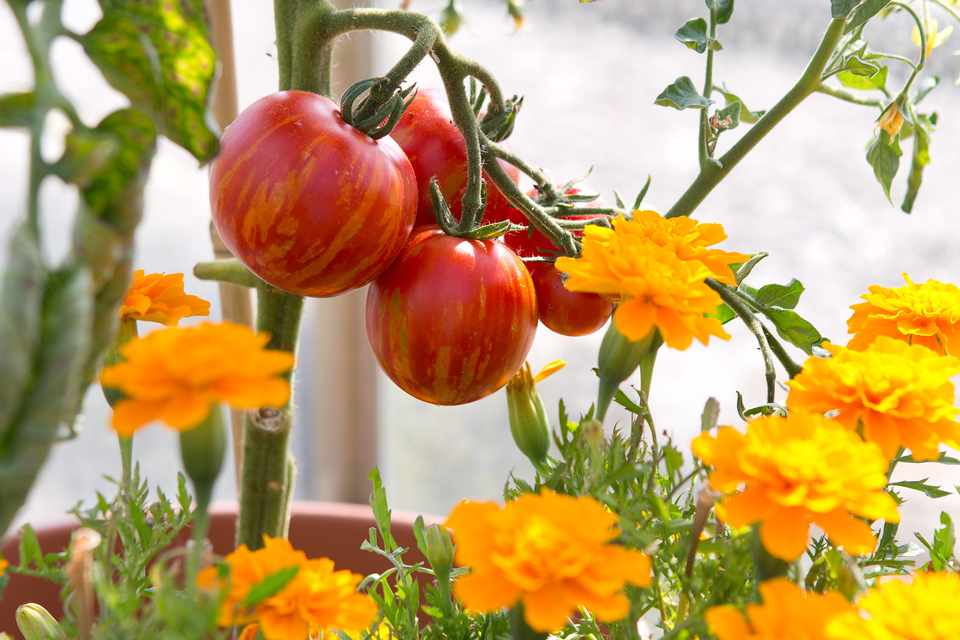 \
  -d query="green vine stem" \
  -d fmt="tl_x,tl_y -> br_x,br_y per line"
698,8 -> 719,170
666,17 -> 847,218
